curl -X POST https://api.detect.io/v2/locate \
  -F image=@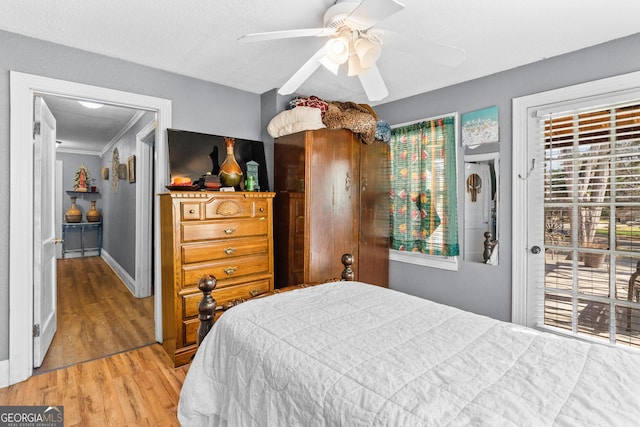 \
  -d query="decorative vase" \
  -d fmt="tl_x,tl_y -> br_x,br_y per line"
86,200 -> 101,223
218,137 -> 243,188
65,196 -> 82,223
